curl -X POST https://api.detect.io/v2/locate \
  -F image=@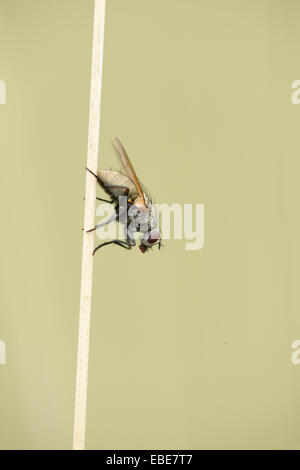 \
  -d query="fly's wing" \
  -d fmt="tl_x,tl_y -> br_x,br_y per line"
114,138 -> 146,206
97,169 -> 139,200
